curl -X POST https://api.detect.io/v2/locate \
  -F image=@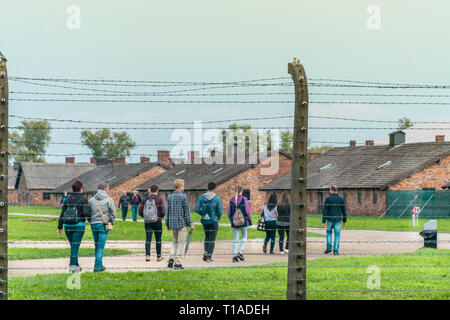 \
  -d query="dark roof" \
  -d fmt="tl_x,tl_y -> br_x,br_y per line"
19,162 -> 96,190
51,162 -> 168,194
8,167 -> 18,190
137,150 -> 291,192
260,142 -> 450,191
137,163 -> 254,191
